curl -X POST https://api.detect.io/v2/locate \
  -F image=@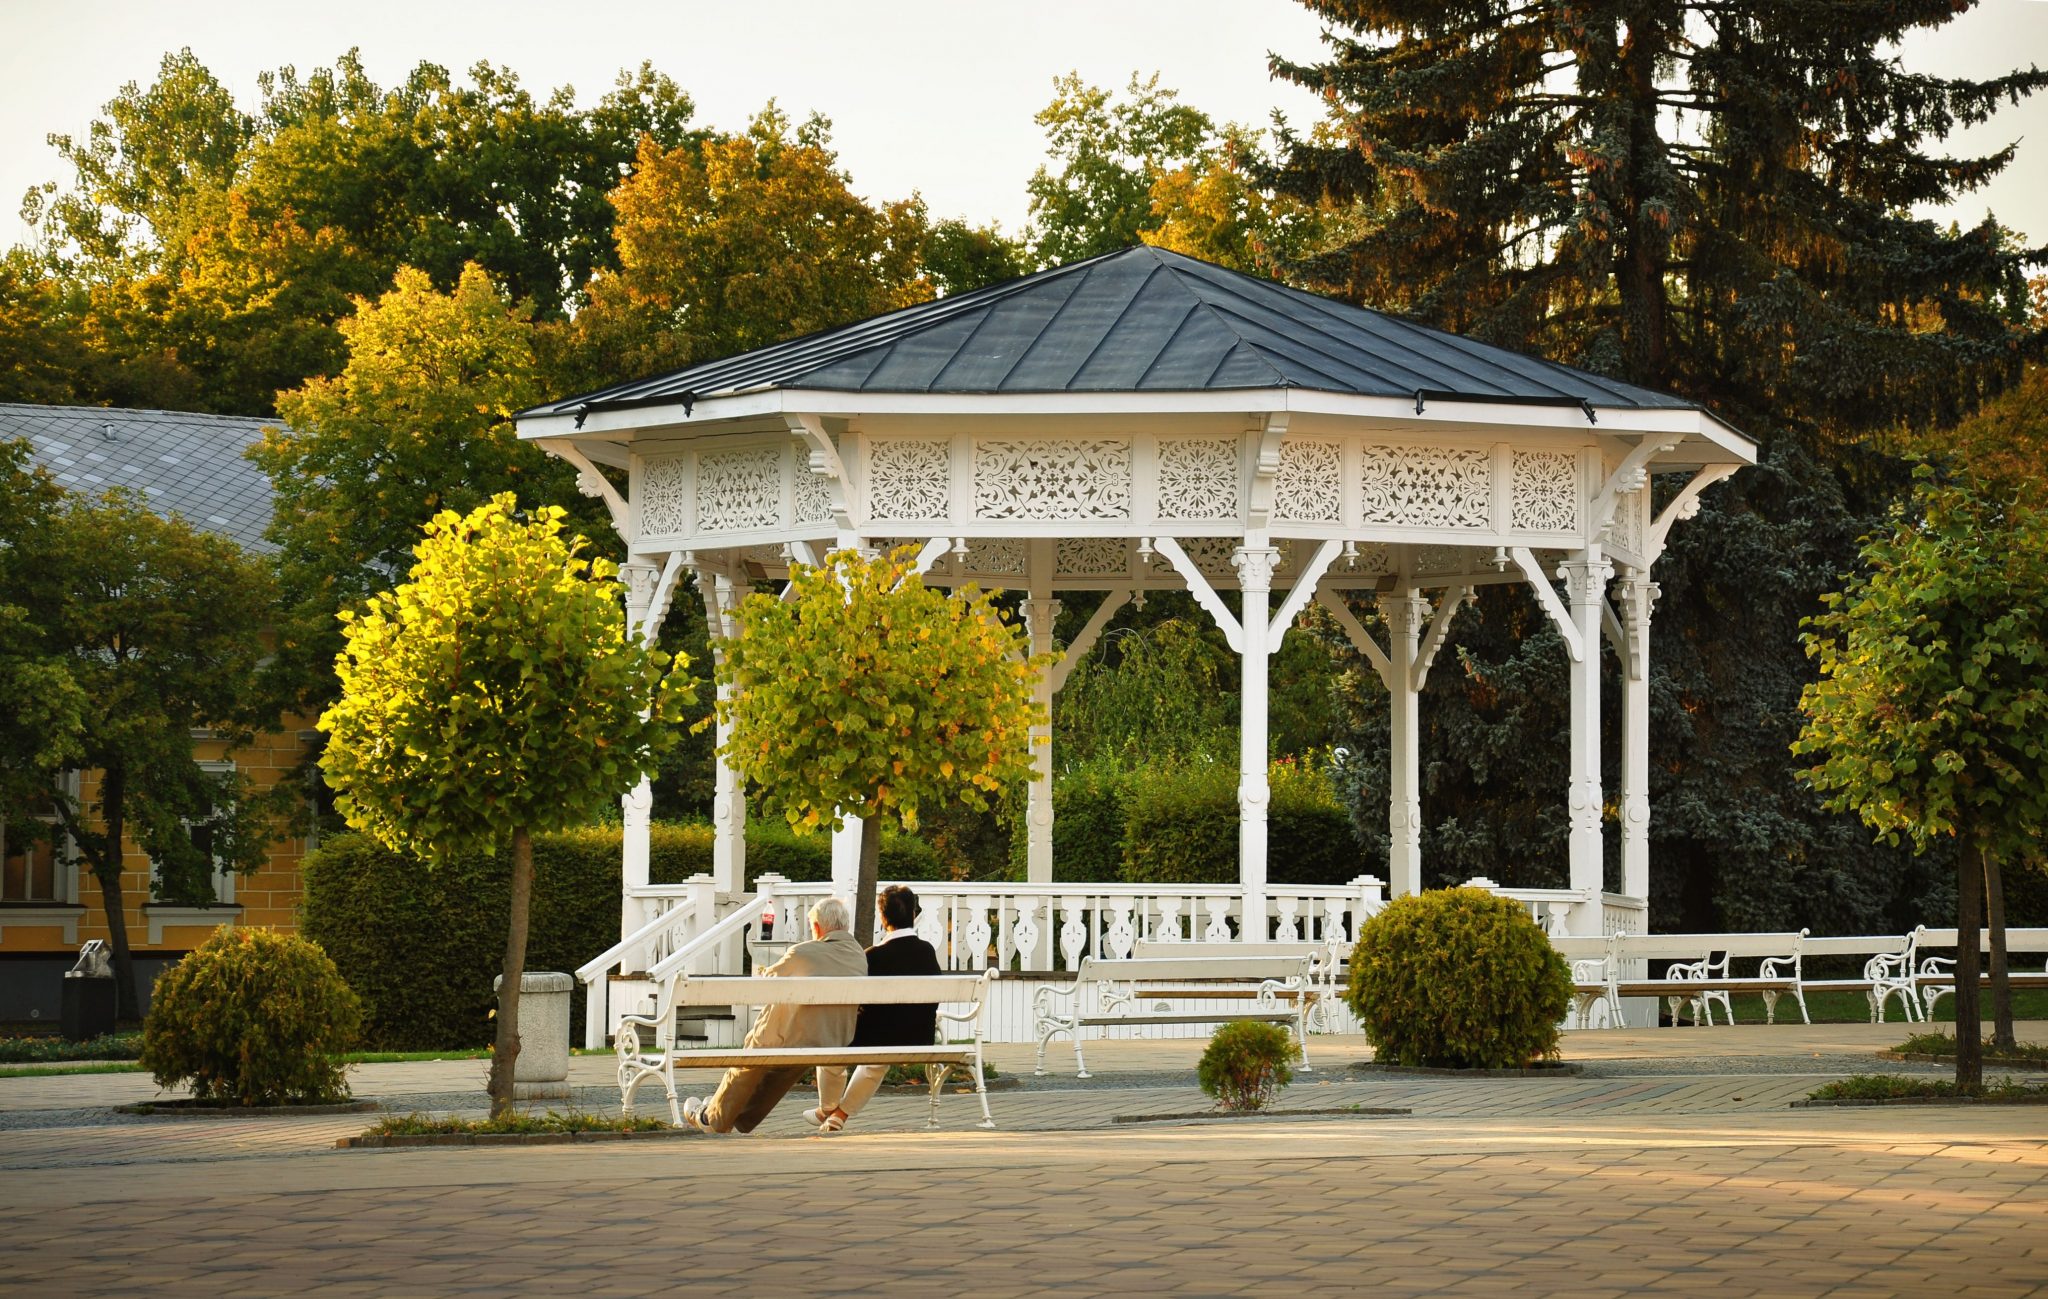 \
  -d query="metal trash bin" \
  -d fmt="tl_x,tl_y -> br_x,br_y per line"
61,940 -> 117,1041
491,970 -> 574,1101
